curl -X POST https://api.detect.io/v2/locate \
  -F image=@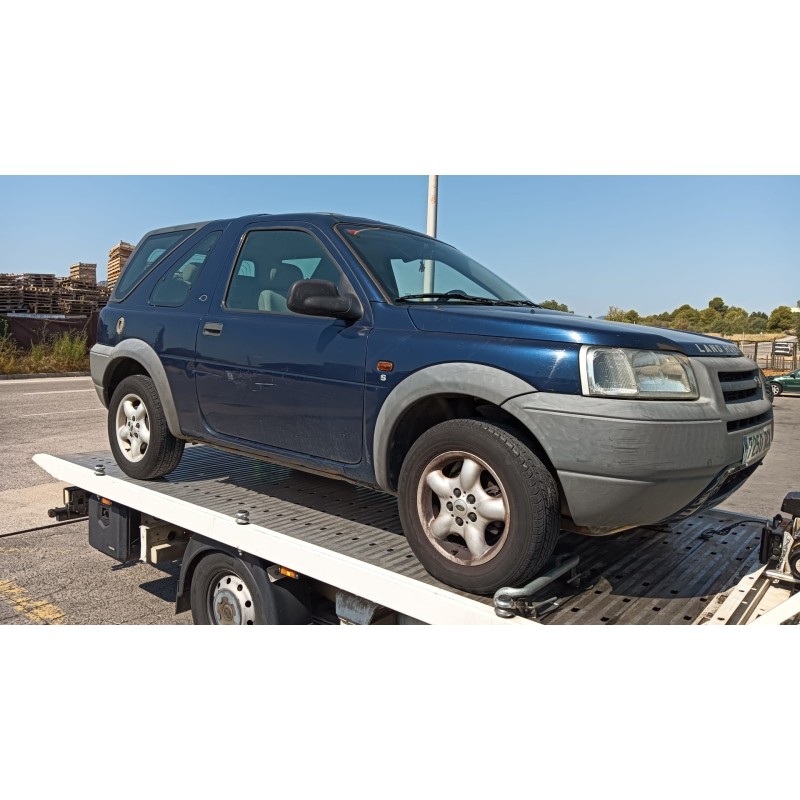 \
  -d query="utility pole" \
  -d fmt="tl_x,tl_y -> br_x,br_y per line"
423,175 -> 438,294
